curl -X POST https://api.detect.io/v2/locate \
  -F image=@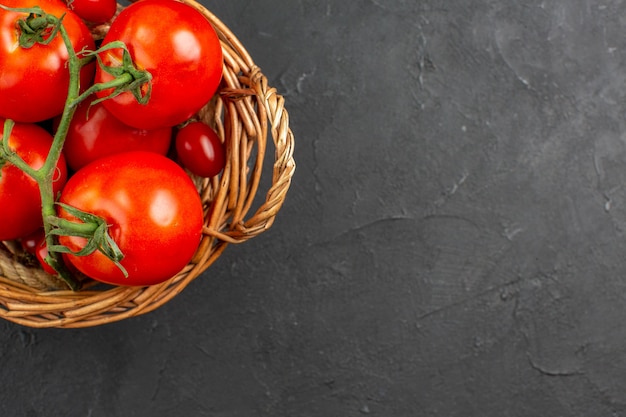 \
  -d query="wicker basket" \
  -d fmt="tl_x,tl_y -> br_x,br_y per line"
0,0 -> 295,328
